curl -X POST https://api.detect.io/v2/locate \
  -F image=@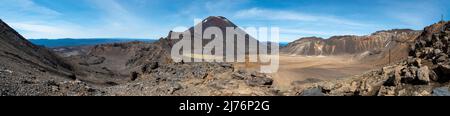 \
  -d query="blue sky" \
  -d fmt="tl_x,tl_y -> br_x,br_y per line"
1,0 -> 449,42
